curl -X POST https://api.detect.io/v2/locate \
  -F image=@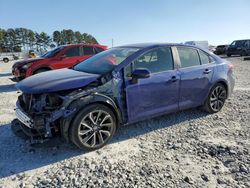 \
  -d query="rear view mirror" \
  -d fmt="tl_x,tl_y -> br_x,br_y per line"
131,68 -> 150,84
